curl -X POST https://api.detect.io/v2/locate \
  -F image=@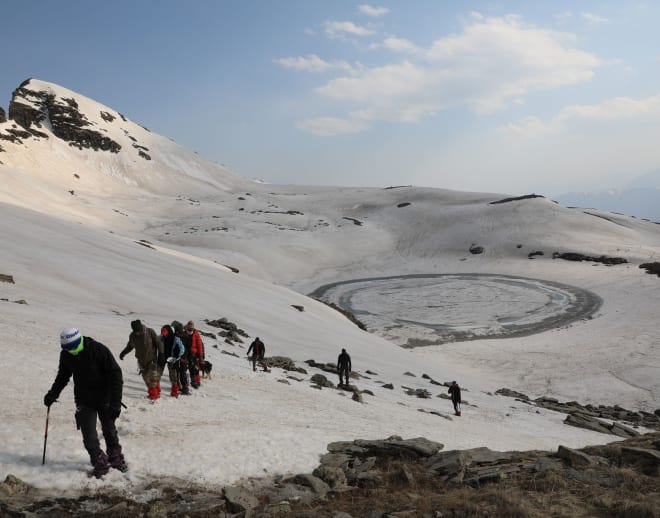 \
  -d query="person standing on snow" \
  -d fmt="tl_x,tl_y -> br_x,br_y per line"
185,321 -> 205,388
160,324 -> 185,397
337,348 -> 352,386
247,337 -> 265,372
171,321 -> 191,395
119,320 -> 164,400
448,380 -> 462,416
43,328 -> 127,478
